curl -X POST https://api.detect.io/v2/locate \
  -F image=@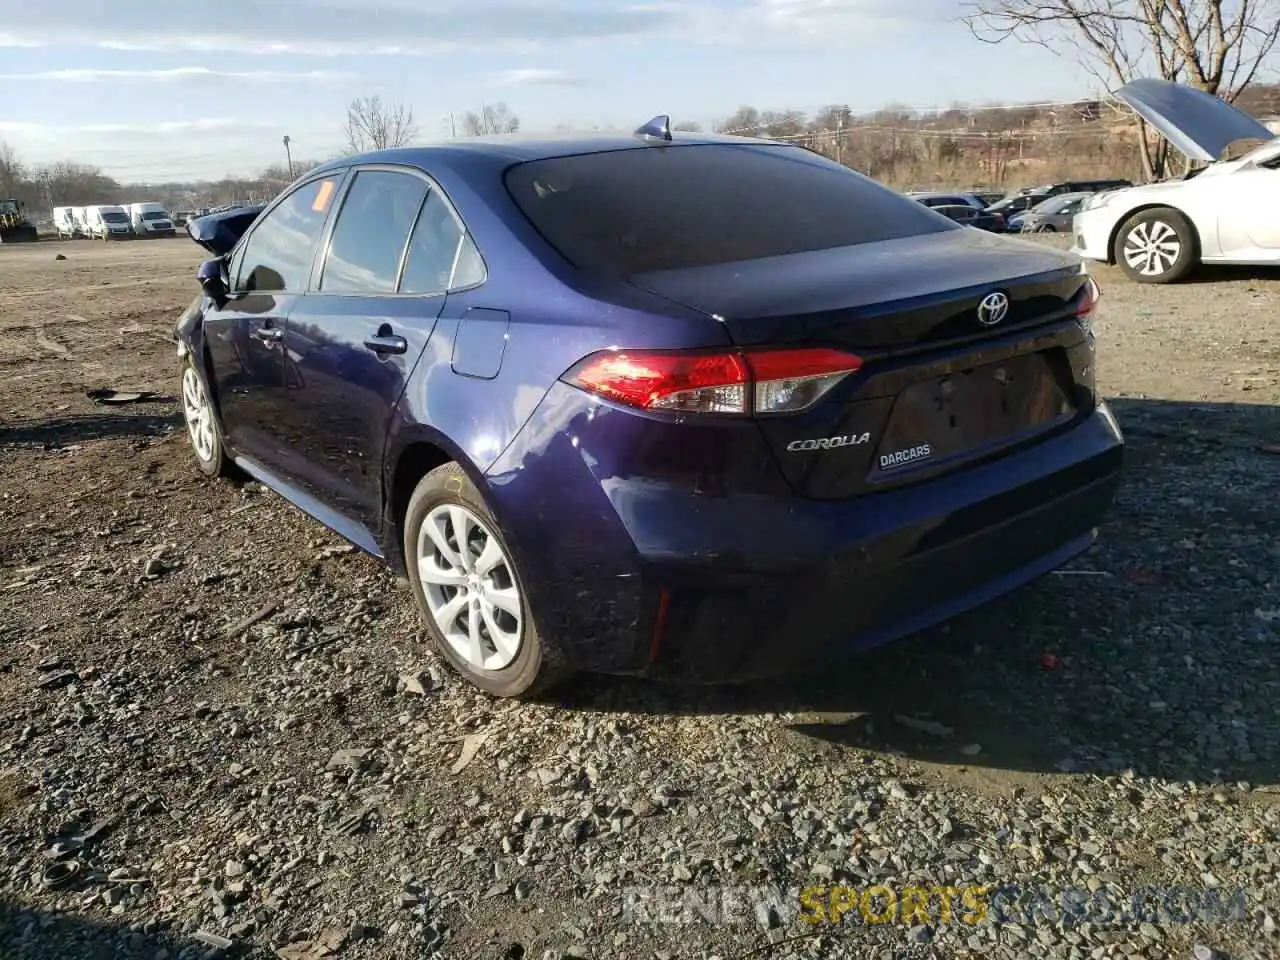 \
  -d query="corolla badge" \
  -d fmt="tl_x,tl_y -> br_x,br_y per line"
786,432 -> 871,452
976,290 -> 1010,327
